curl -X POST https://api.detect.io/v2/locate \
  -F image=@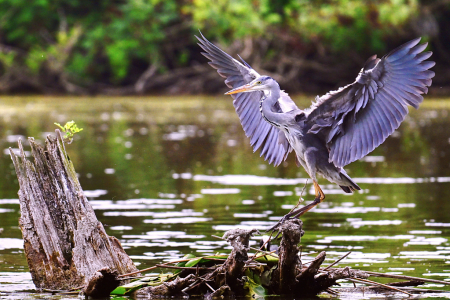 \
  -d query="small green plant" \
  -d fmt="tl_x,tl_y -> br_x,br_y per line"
55,121 -> 83,143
